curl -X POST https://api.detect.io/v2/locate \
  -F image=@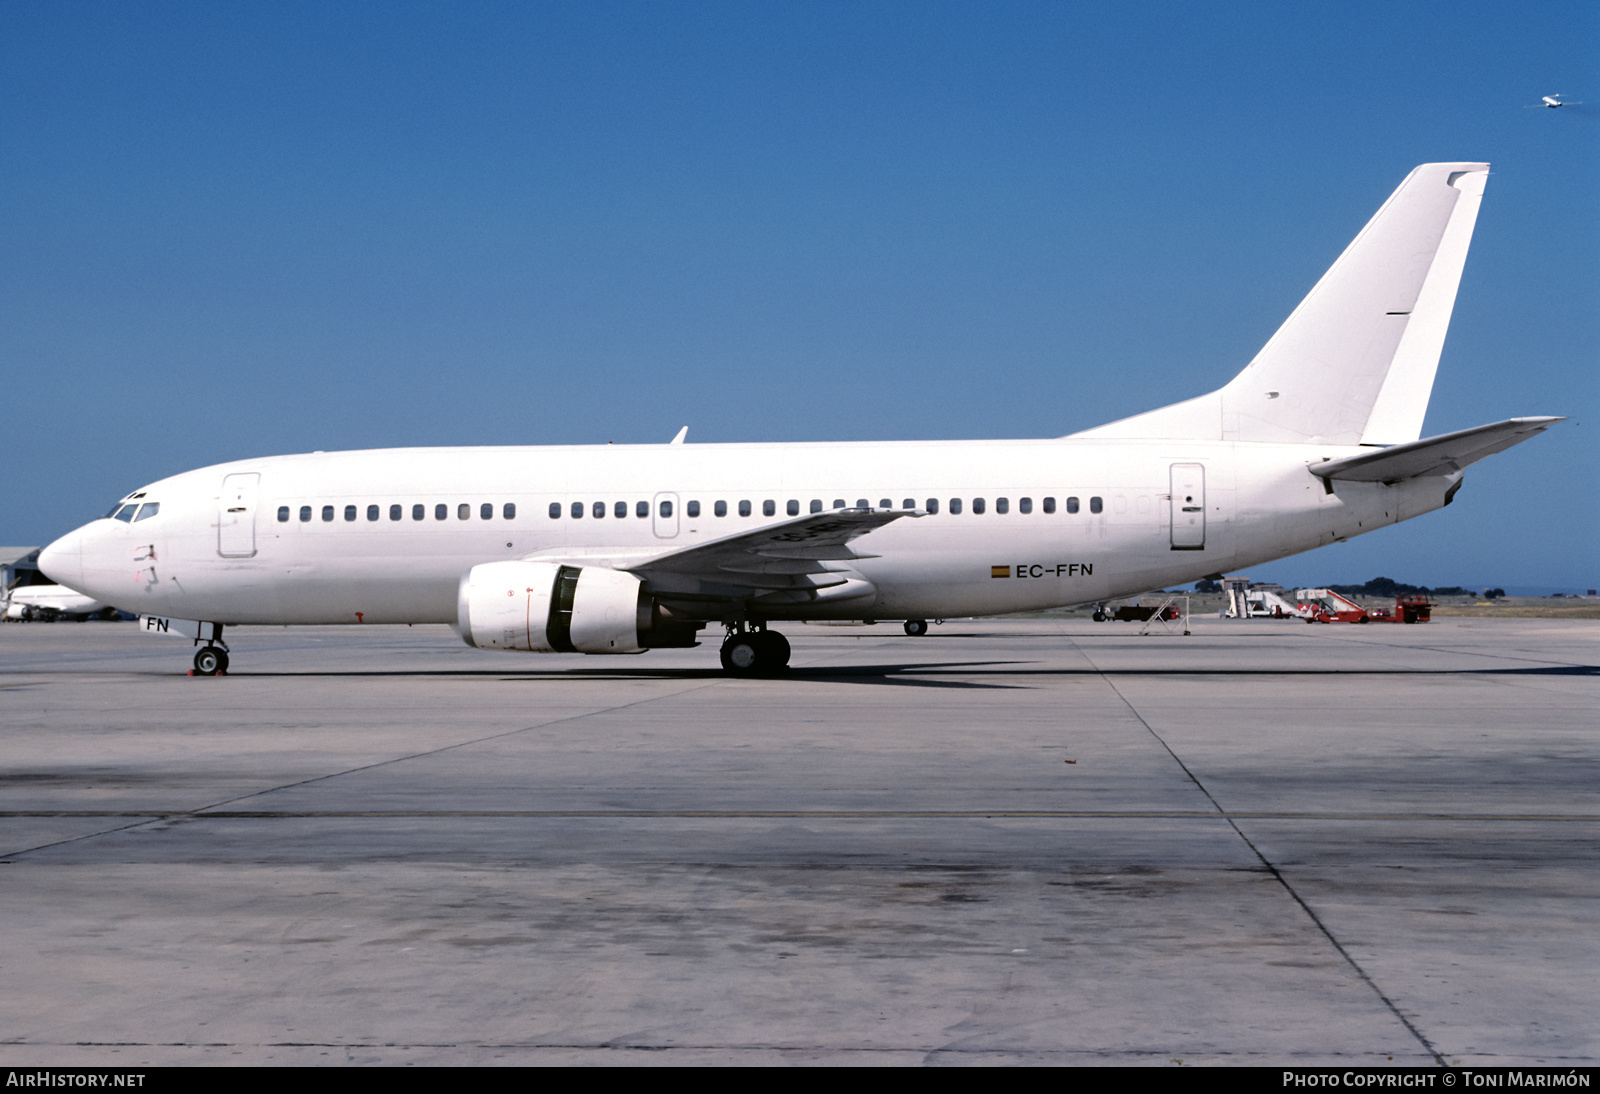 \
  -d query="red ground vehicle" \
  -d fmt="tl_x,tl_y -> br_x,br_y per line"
1296,589 -> 1370,623
1297,589 -> 1433,624
1369,594 -> 1433,623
